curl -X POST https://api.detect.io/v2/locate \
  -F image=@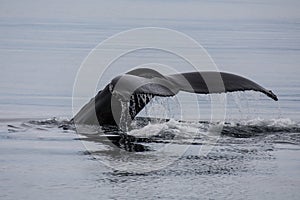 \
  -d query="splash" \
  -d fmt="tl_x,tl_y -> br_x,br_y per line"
119,101 -> 130,132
